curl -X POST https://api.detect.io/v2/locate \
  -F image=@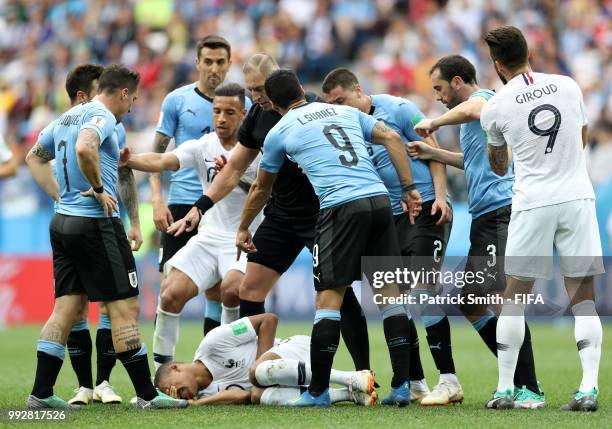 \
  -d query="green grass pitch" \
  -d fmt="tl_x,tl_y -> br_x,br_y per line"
0,320 -> 609,428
